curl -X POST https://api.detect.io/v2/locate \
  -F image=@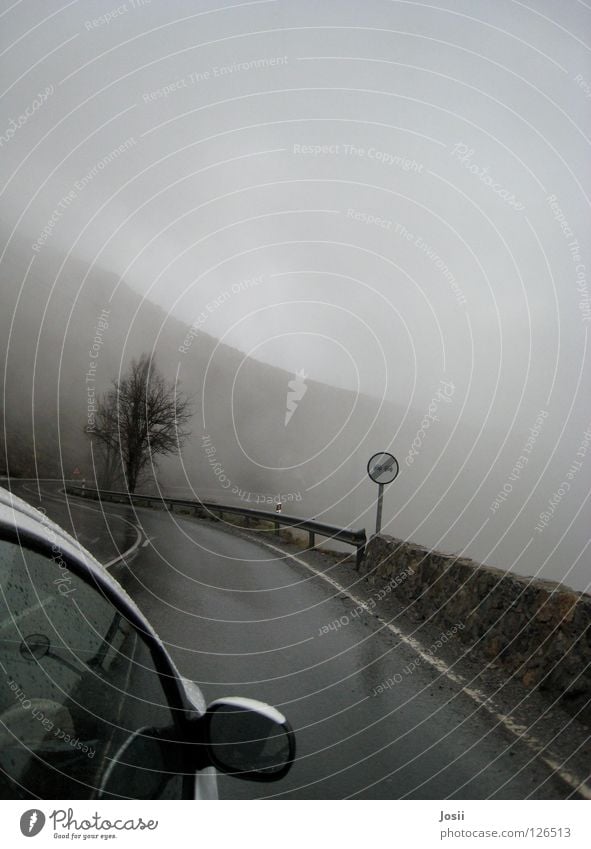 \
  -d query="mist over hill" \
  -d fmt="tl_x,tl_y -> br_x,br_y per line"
0,235 -> 386,523
1,236 -> 589,592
